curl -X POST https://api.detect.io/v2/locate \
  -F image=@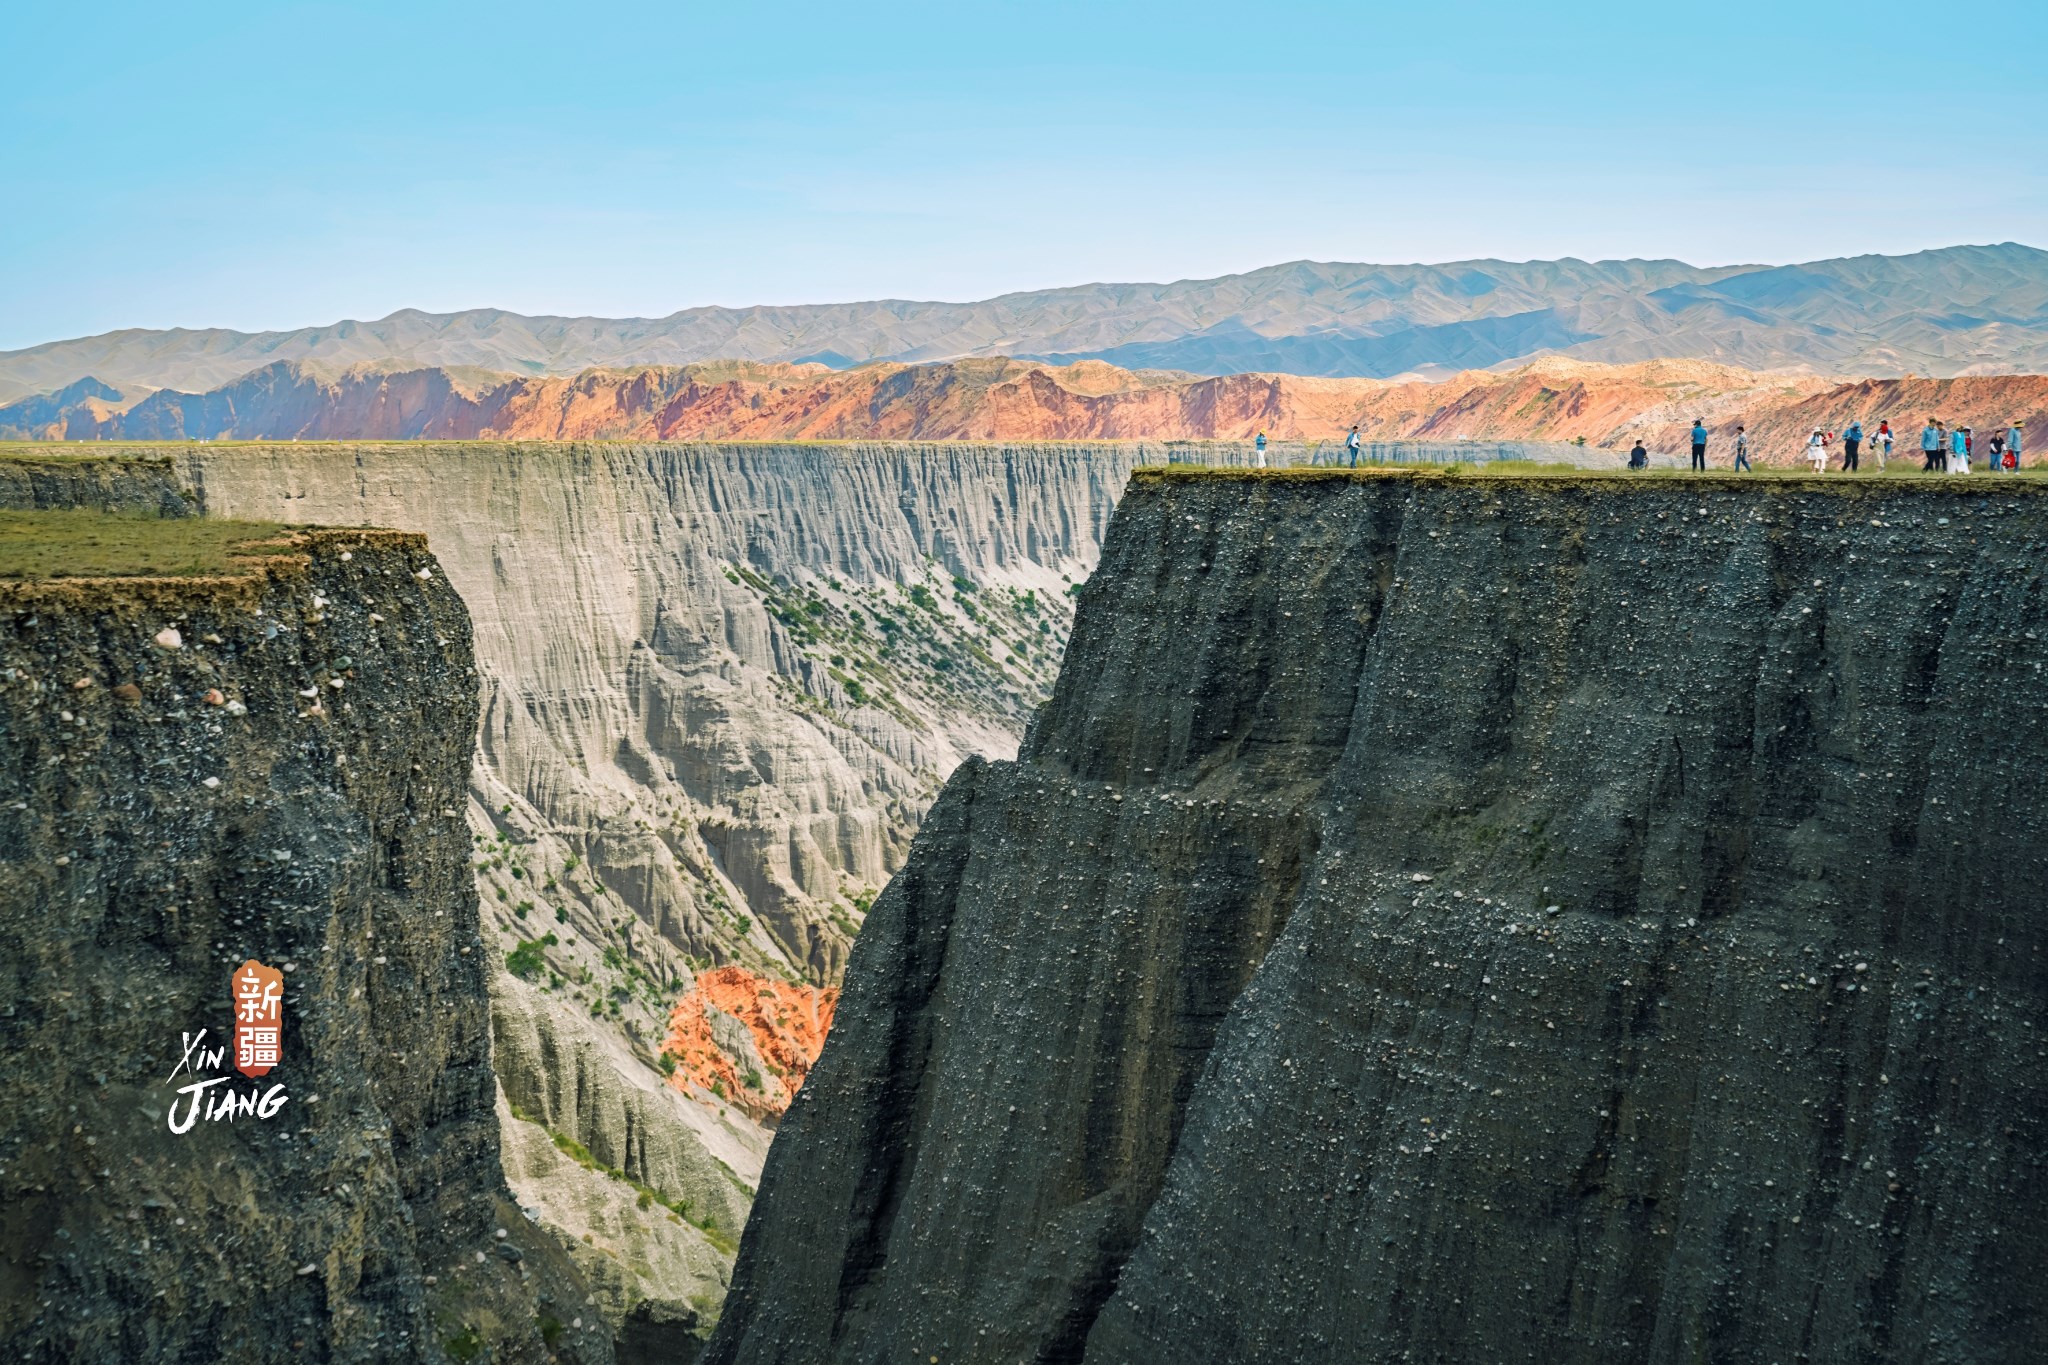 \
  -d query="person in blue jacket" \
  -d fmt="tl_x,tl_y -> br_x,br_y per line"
1841,419 -> 1863,472
1690,419 -> 1708,471
1921,419 -> 1943,472
2009,420 -> 2025,470
1254,429 -> 1268,467
1950,424 -> 1969,474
